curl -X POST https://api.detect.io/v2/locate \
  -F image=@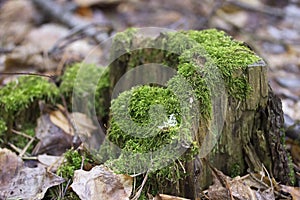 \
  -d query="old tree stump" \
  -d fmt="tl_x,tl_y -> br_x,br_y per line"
94,28 -> 294,199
